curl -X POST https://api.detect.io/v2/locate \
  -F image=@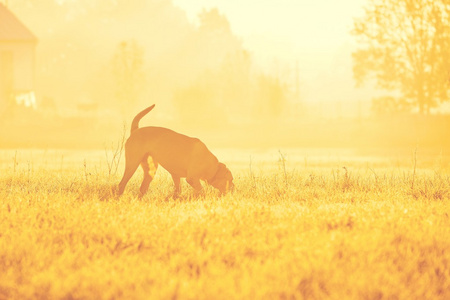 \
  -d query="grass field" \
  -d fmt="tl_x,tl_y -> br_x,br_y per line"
1,148 -> 449,299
